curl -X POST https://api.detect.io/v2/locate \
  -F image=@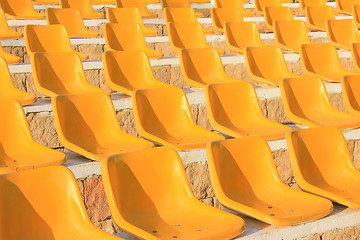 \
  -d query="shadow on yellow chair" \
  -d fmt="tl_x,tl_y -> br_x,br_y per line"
224,22 -> 266,54
341,75 -> 360,117
0,42 -> 21,65
214,0 -> 255,17
161,0 -> 203,17
46,8 -> 99,38
132,87 -> 225,150
326,19 -> 360,50
31,52 -> 107,97
351,43 -> 360,72
101,147 -> 245,240
180,48 -> 239,88
60,0 -> 104,19
287,126 -> 360,208
167,22 -> 225,55
245,46 -> 301,86
300,43 -> 358,82
0,57 -> 35,105
305,6 -> 335,31
117,0 -> 157,18
0,9 -> 22,40
0,166 -> 124,239
207,137 -> 333,225
352,5 -> 360,28
107,8 -> 157,37
103,50 -> 170,96
274,20 -> 312,53
0,99 -> 66,175
264,6 -> 294,31
211,8 -> 243,33
52,92 -> 154,161
336,0 -> 360,15
104,23 -> 164,59
164,7 -> 212,34
205,82 -> 292,140
254,0 -> 281,15
299,0 -> 326,14
280,76 -> 360,129
0,0 -> 45,19
25,24 -> 88,60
